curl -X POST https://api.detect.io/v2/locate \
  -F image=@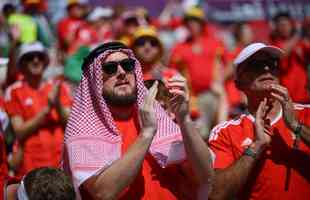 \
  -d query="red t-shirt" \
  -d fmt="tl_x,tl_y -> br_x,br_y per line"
57,17 -> 86,52
295,39 -> 310,69
271,39 -> 310,103
68,24 -> 98,55
208,104 -> 310,200
170,34 -> 225,95
114,111 -> 194,200
4,80 -> 72,177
